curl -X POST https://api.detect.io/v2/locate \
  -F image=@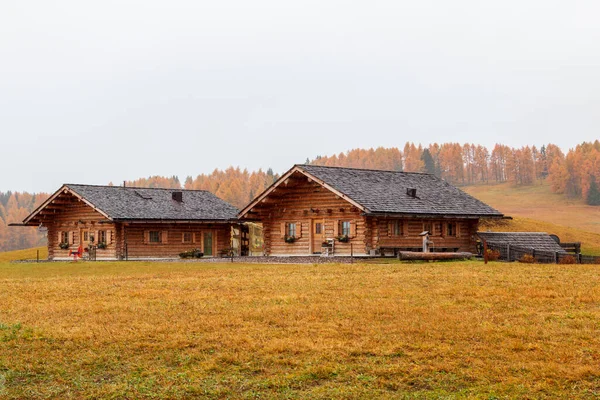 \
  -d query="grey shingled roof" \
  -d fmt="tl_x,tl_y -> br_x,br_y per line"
66,184 -> 239,221
477,232 -> 566,253
299,165 -> 503,217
